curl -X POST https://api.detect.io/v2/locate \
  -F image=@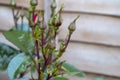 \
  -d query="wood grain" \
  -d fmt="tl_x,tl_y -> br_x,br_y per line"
59,12 -> 120,46
0,0 -> 44,10
0,6 -> 14,30
58,0 -> 120,16
61,42 -> 120,77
